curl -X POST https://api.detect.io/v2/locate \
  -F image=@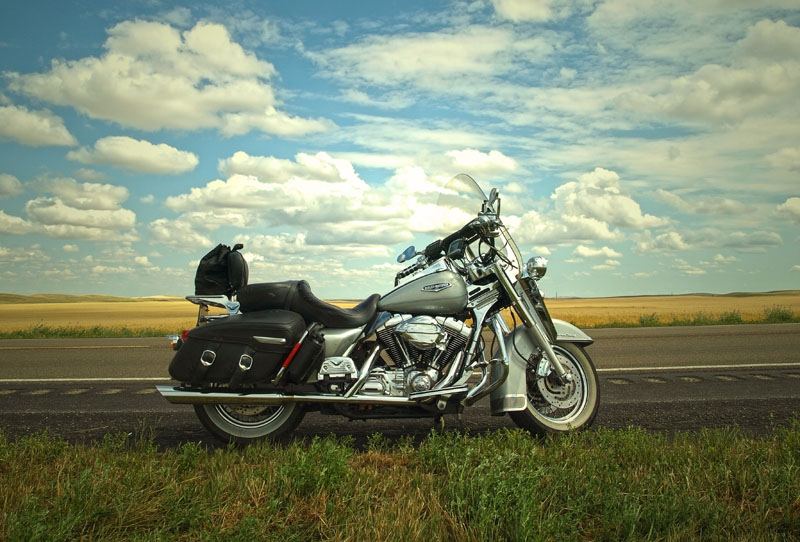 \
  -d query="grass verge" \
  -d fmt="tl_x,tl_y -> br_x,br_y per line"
1,423 -> 799,541
0,323 -> 176,339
